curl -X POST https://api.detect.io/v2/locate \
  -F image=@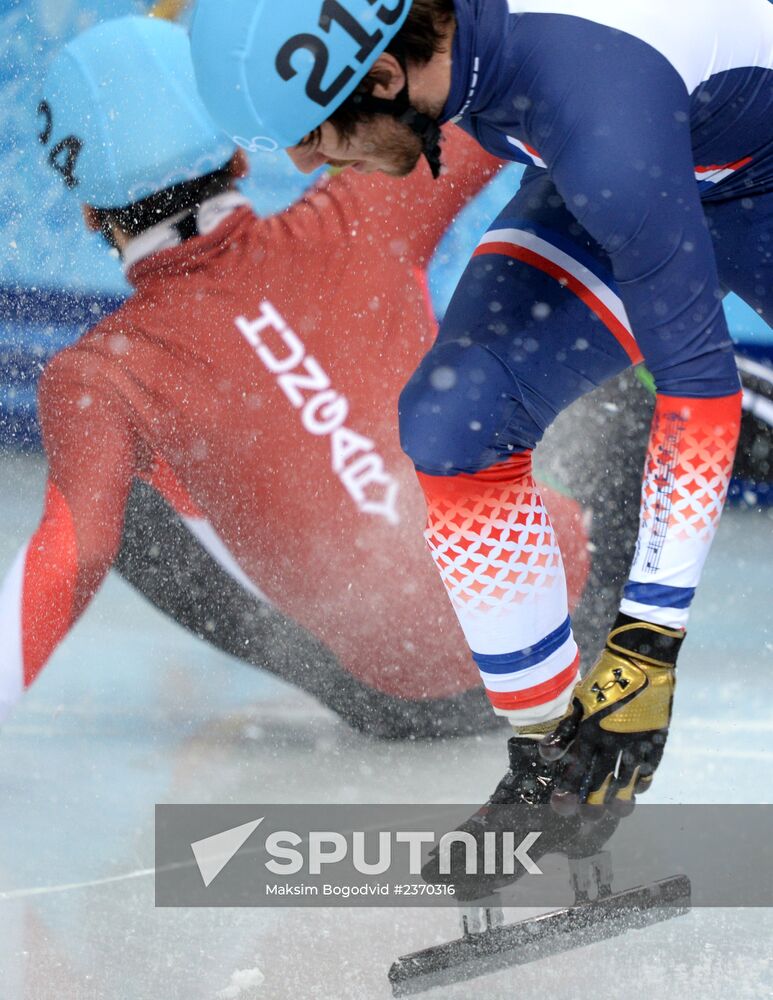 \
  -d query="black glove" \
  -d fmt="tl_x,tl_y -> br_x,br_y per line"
540,613 -> 684,817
